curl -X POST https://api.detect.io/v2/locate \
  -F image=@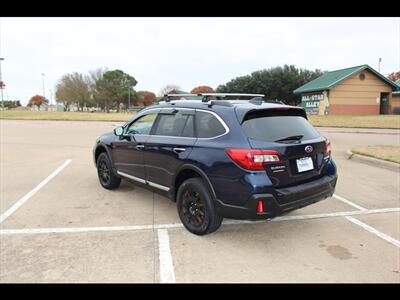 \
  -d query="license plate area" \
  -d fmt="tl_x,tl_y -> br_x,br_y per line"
296,157 -> 314,173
